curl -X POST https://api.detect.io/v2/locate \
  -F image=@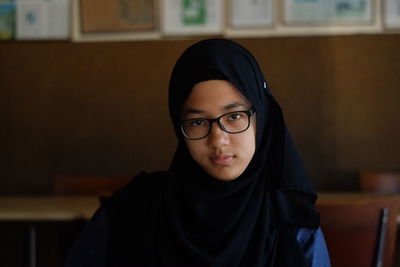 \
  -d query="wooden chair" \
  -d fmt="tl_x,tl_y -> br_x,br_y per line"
316,194 -> 399,267
359,171 -> 400,194
53,176 -> 132,197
